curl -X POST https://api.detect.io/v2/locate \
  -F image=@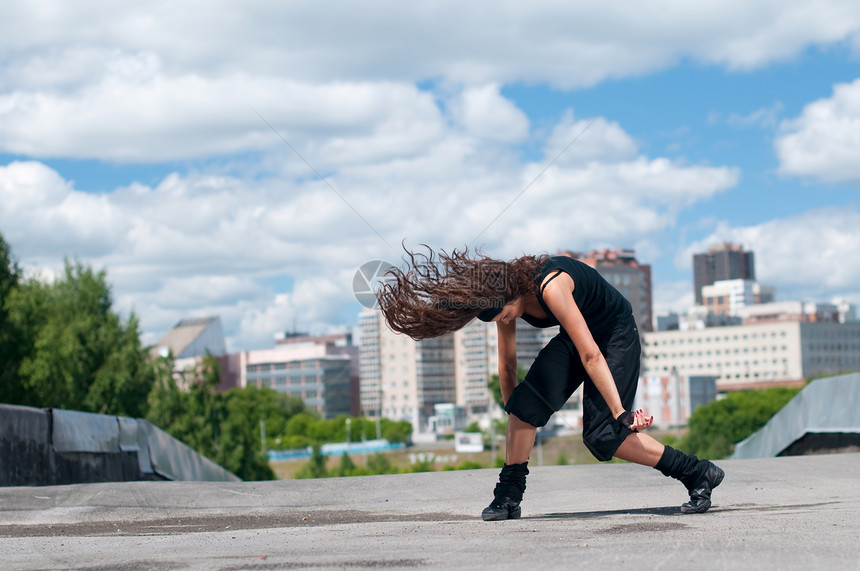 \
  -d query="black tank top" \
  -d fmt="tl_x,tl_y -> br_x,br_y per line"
521,256 -> 633,342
